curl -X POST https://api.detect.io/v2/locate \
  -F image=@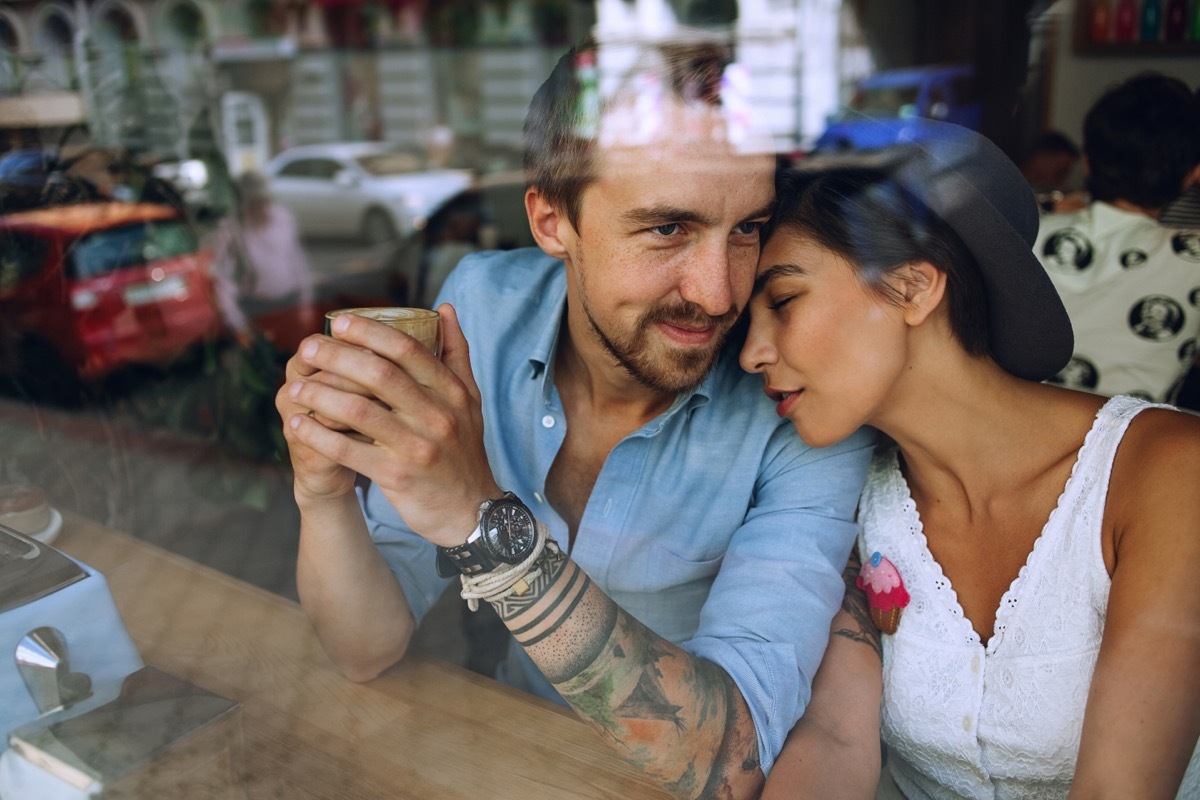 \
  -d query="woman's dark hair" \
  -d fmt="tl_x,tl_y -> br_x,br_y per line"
765,164 -> 991,358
